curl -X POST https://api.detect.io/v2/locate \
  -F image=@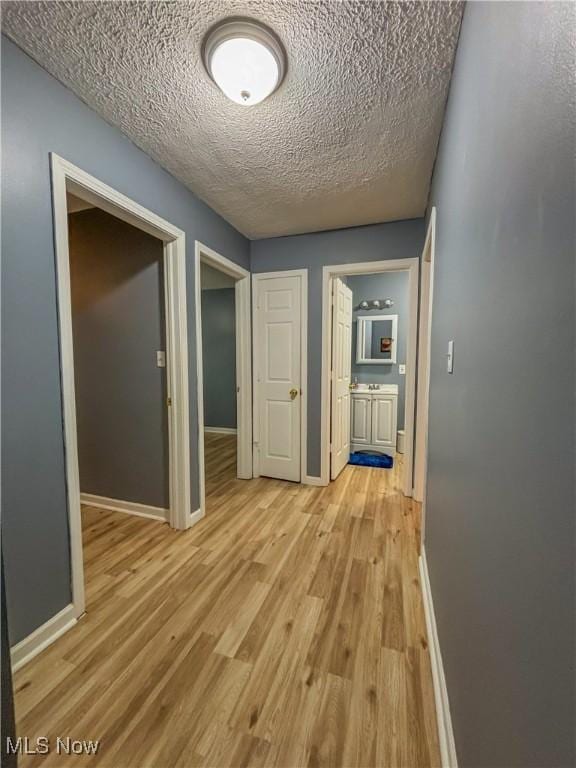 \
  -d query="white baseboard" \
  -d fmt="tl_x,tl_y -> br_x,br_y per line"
419,547 -> 458,768
204,426 -> 237,435
303,475 -> 327,487
11,603 -> 77,672
80,493 -> 168,522
188,507 -> 204,528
